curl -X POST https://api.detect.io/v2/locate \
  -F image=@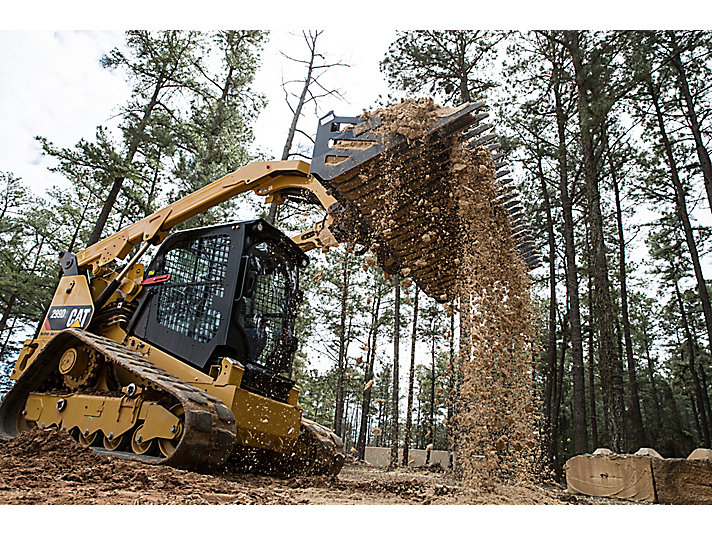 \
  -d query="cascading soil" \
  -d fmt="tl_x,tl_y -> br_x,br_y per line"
450,143 -> 539,488
356,98 -> 540,488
